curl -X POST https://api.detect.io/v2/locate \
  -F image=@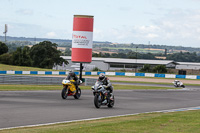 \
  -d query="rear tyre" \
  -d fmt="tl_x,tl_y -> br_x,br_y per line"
74,88 -> 81,99
108,95 -> 115,108
94,94 -> 101,108
61,87 -> 68,99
